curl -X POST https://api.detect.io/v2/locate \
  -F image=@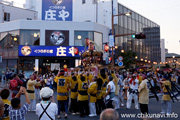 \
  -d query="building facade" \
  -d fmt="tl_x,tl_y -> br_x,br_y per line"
0,0 -> 161,76
0,2 -> 37,23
